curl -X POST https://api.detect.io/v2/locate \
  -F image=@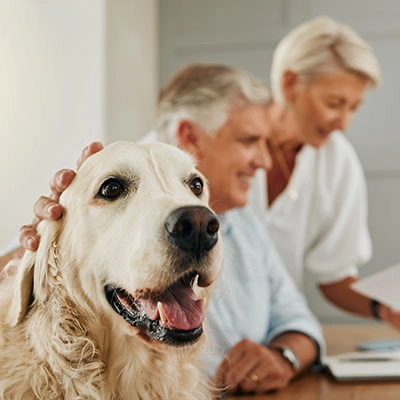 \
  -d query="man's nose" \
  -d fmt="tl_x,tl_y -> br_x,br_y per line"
253,142 -> 272,171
